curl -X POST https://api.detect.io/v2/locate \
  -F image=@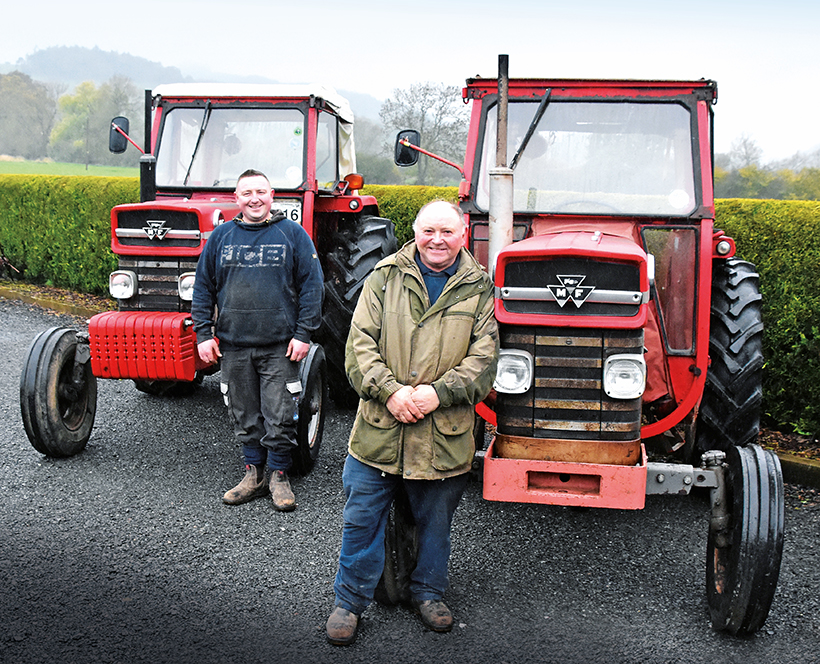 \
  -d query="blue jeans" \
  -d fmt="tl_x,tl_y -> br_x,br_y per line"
333,455 -> 468,615
221,344 -> 299,471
